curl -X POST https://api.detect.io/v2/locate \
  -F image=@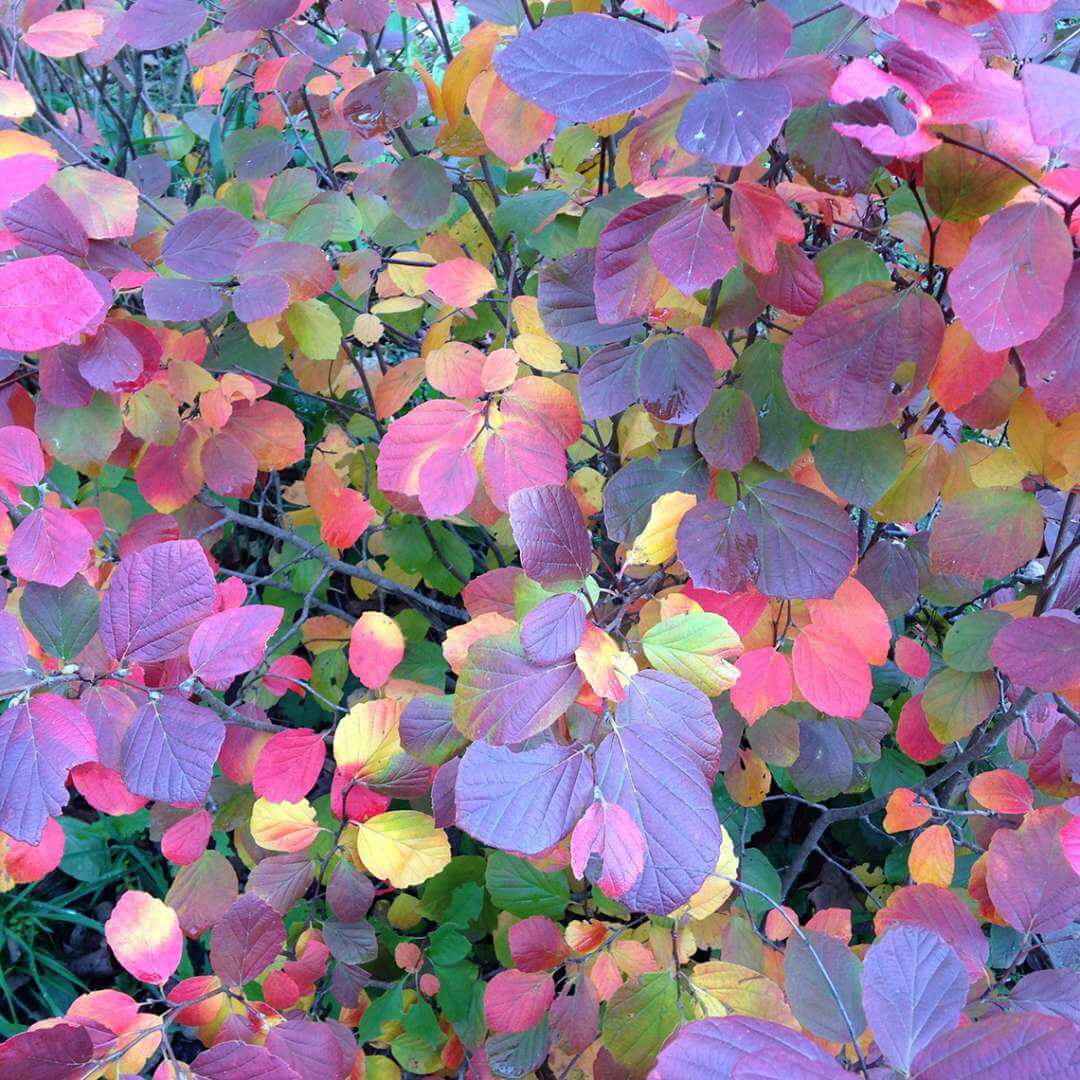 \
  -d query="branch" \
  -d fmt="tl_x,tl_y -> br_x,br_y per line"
196,493 -> 467,624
